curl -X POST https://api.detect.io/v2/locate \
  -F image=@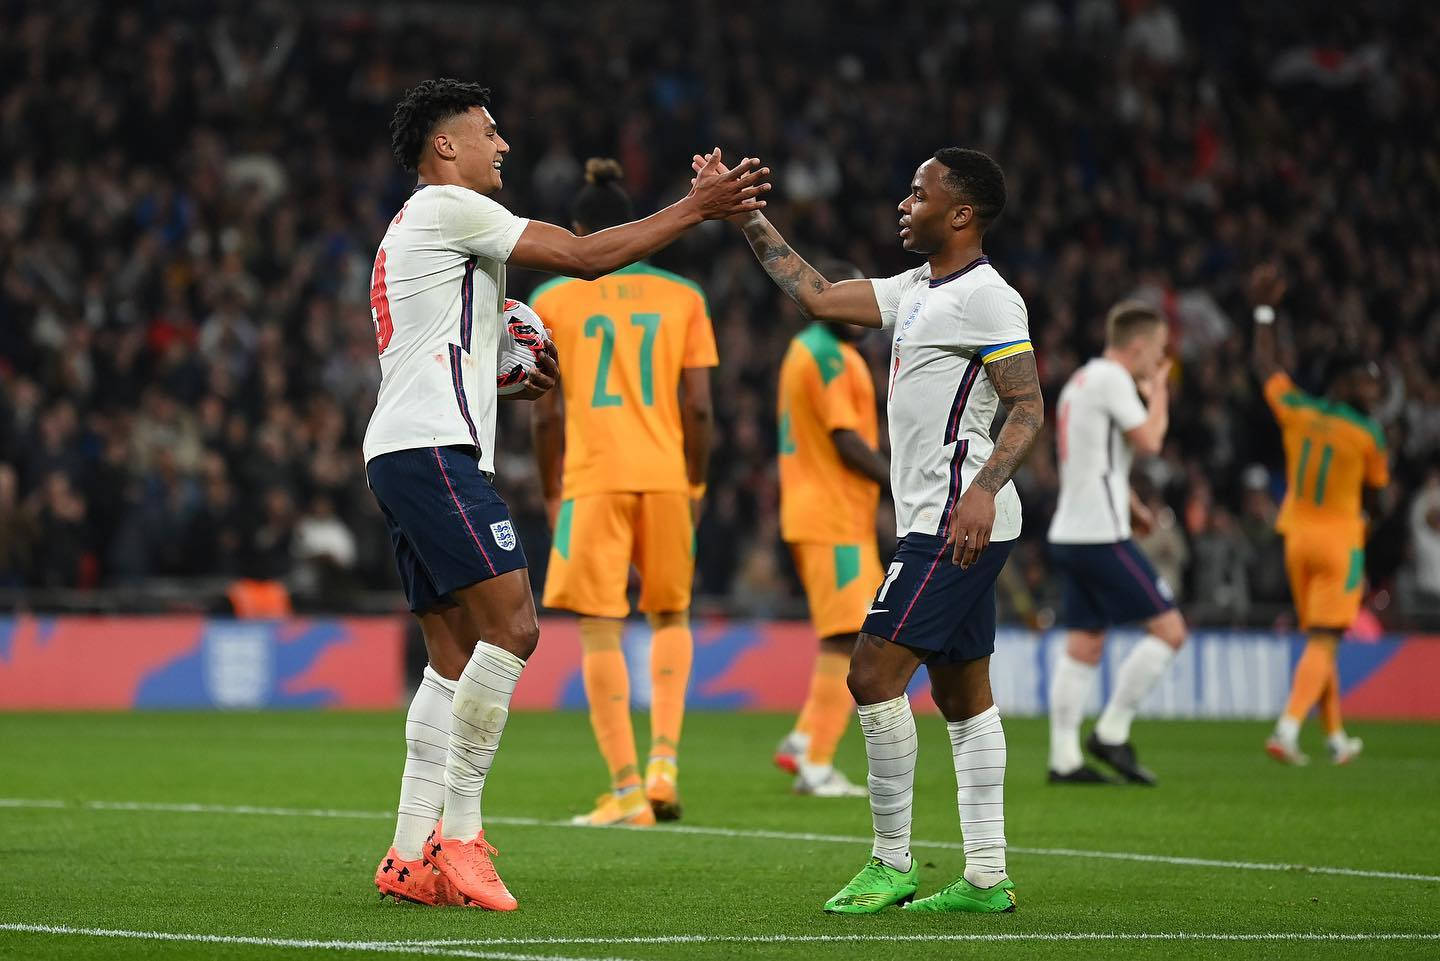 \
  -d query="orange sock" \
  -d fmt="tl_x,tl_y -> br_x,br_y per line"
1320,660 -> 1344,735
1283,634 -> 1339,726
579,617 -> 639,790
647,612 -> 693,762
802,650 -> 853,766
